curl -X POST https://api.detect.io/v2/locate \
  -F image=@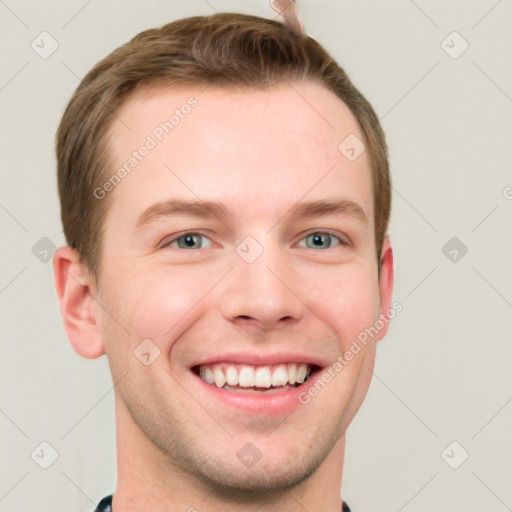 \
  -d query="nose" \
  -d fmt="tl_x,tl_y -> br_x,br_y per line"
218,244 -> 305,331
